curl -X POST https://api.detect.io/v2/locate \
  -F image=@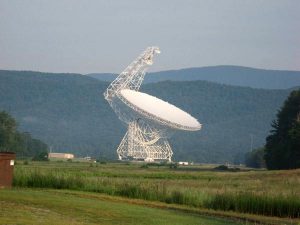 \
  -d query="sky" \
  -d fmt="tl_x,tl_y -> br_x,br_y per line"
0,0 -> 299,74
